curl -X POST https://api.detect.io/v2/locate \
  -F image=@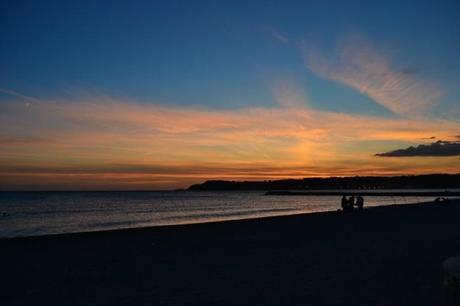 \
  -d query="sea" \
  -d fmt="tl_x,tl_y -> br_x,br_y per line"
0,190 -> 454,238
